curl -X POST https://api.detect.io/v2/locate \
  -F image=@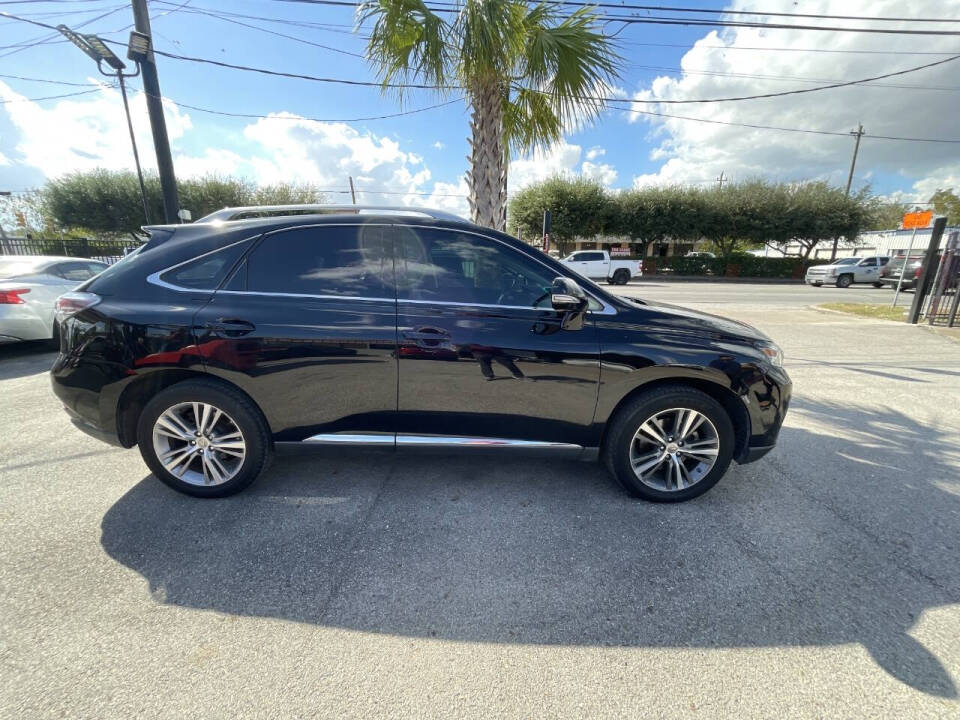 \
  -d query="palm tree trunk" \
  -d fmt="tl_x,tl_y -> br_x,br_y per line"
467,81 -> 507,231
